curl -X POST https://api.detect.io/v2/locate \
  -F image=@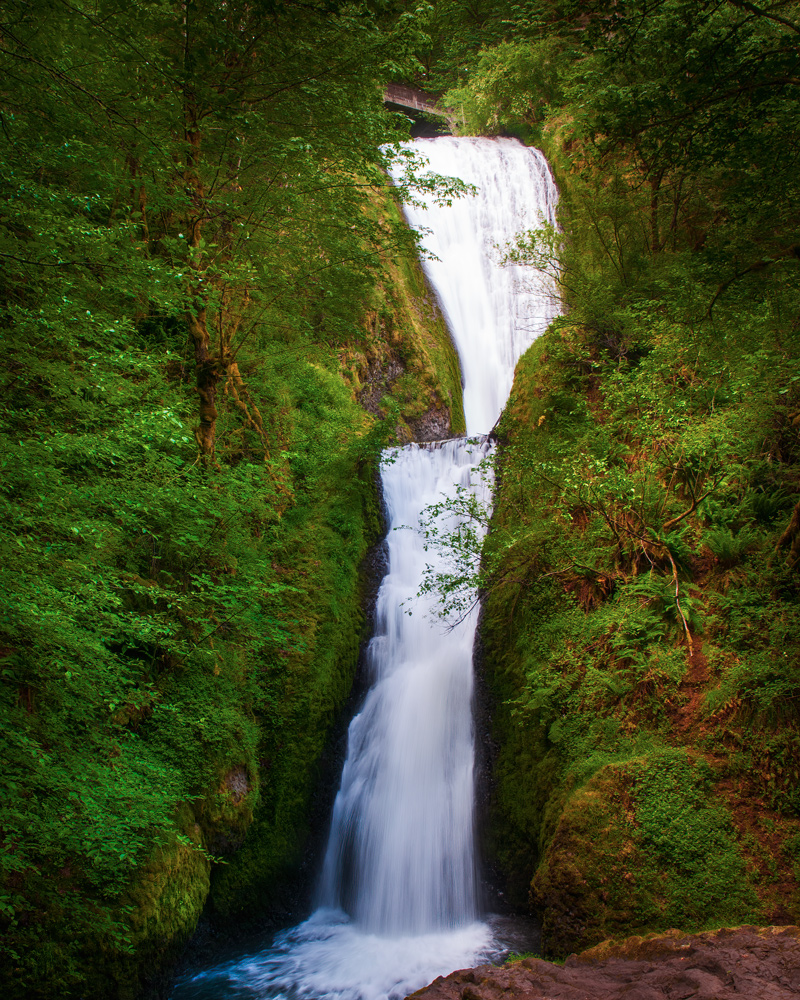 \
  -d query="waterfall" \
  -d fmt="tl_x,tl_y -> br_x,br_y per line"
315,138 -> 558,939
172,137 -> 558,1000
318,437 -> 492,933
396,137 -> 559,435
